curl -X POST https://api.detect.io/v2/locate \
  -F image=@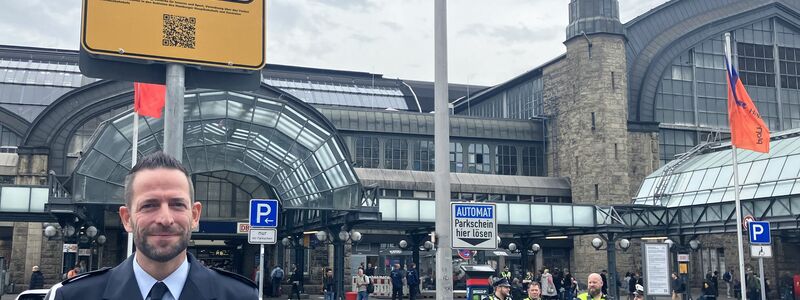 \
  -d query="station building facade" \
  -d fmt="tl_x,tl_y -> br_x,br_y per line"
0,0 -> 797,295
